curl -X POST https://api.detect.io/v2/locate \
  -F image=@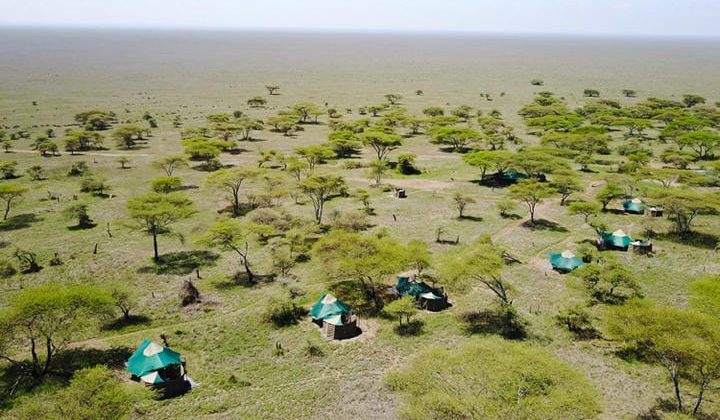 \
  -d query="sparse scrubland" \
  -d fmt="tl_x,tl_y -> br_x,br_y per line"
0,30 -> 719,419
